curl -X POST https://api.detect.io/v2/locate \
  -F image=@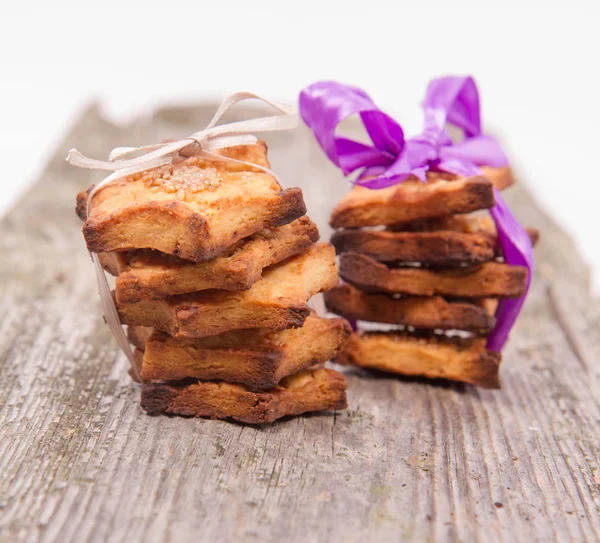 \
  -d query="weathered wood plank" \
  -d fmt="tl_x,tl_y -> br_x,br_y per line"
0,103 -> 599,543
